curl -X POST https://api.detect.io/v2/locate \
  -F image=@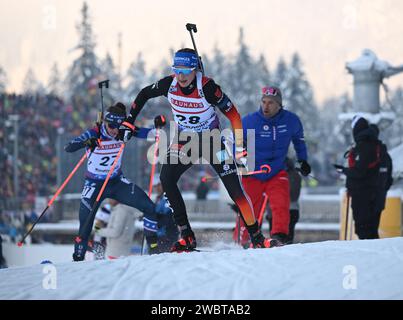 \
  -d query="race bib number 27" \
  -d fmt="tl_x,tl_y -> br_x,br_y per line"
81,185 -> 96,199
